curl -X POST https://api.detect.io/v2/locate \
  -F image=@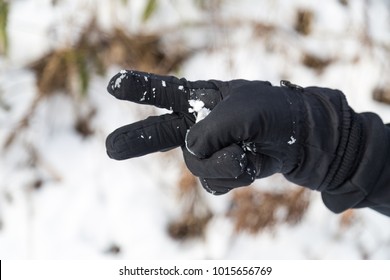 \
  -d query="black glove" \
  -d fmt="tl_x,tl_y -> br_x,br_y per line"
106,70 -> 363,198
